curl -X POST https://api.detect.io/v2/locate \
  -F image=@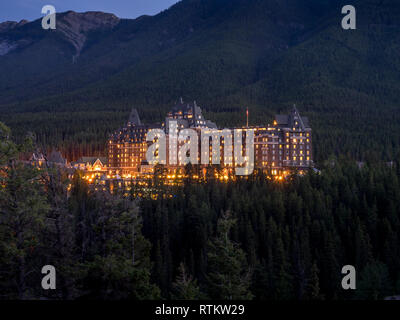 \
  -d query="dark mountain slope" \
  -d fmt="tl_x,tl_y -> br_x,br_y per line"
0,0 -> 399,162
232,0 -> 400,160
0,0 -> 332,107
0,11 -> 120,104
